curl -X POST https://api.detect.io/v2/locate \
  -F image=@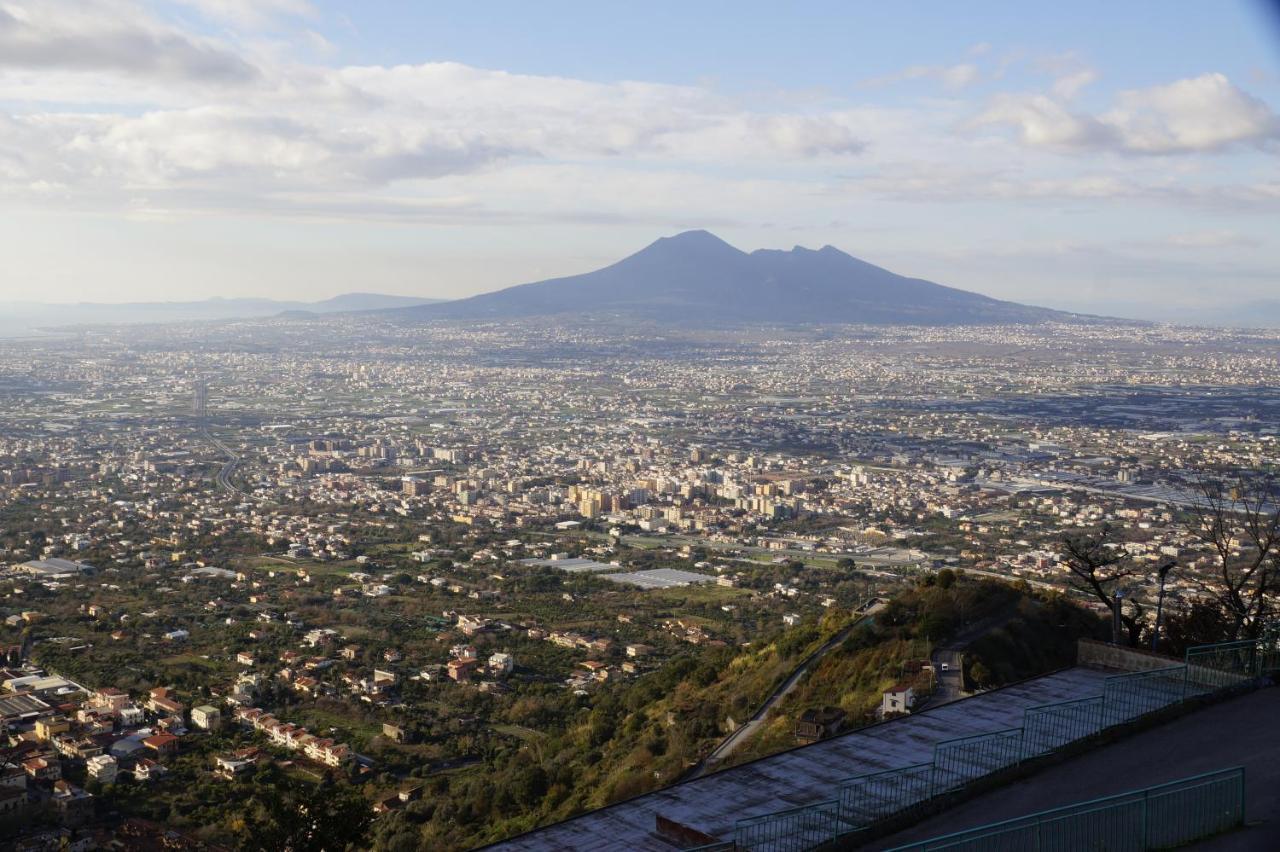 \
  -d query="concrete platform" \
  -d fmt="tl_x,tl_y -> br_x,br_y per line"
487,666 -> 1112,851
872,685 -> 1280,851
